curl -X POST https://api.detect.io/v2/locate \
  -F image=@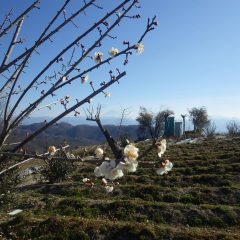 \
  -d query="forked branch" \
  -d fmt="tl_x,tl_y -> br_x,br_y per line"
86,105 -> 123,159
